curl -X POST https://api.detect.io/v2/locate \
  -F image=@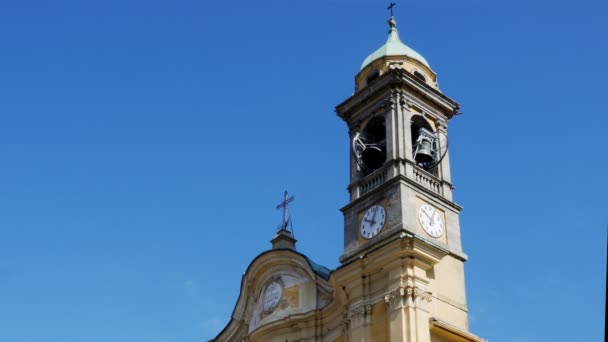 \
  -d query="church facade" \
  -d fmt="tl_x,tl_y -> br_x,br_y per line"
213,15 -> 485,342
